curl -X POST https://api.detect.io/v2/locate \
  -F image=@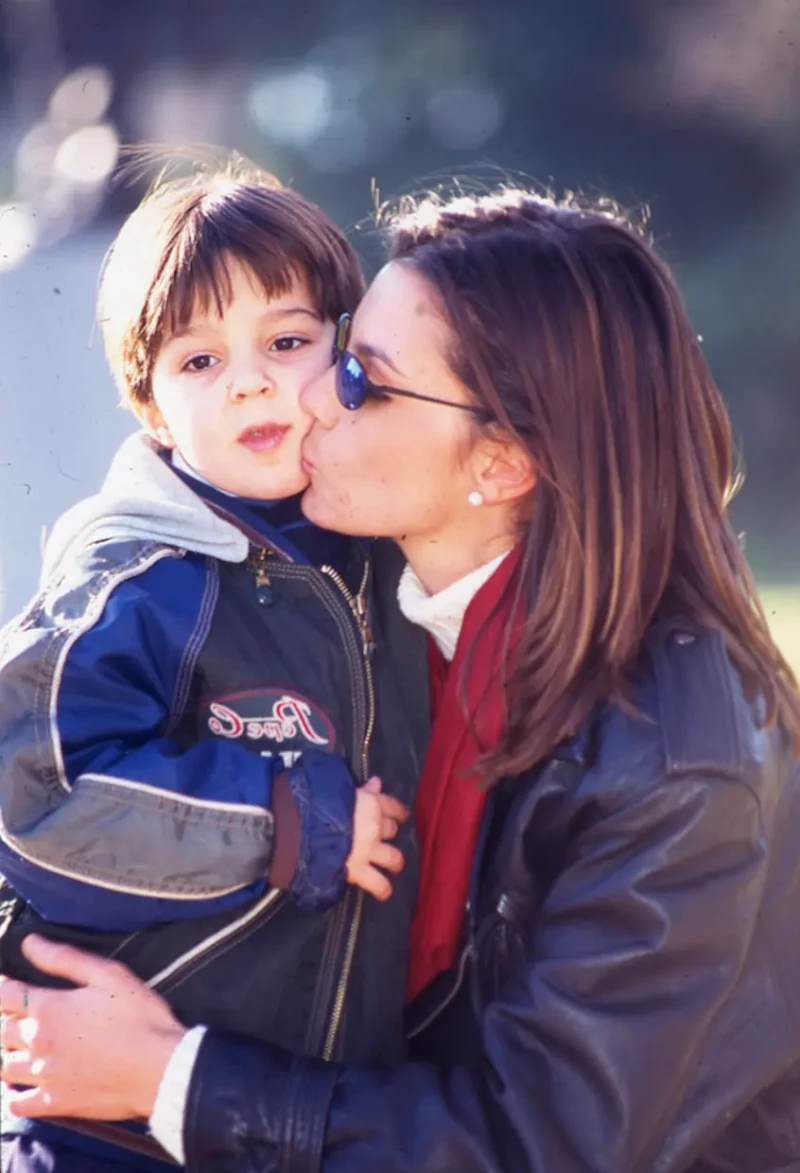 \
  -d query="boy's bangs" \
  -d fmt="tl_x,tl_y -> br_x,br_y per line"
157,230 -> 300,343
